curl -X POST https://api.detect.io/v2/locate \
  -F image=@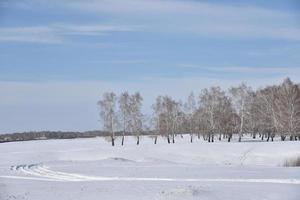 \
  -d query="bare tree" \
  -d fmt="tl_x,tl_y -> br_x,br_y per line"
184,92 -> 197,143
276,78 -> 300,141
199,87 -> 227,142
129,92 -> 143,145
229,83 -> 253,142
256,86 -> 282,141
169,97 -> 183,143
152,96 -> 163,144
162,96 -> 176,143
118,91 -> 131,145
152,96 -> 181,144
248,92 -> 261,139
98,92 -> 118,146
216,94 -> 235,141
170,99 -> 181,143
194,107 -> 206,140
